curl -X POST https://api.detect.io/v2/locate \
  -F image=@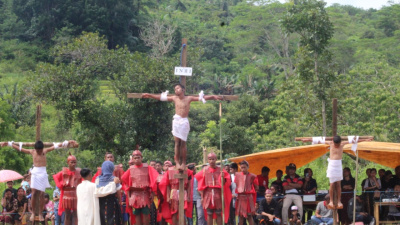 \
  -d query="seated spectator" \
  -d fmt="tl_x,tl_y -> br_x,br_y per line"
258,189 -> 281,225
44,193 -> 54,225
362,168 -> 381,214
21,174 -> 30,192
310,195 -> 333,225
302,168 -> 317,195
382,170 -> 394,191
270,185 -> 284,203
391,166 -> 400,188
14,187 -> 28,225
0,188 -> 18,225
282,163 -> 303,225
271,170 -> 284,194
289,206 -> 301,225
339,167 -> 355,225
379,169 -> 386,181
387,184 -> 400,220
257,186 -> 267,202
347,196 -> 375,225
258,167 -> 271,190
